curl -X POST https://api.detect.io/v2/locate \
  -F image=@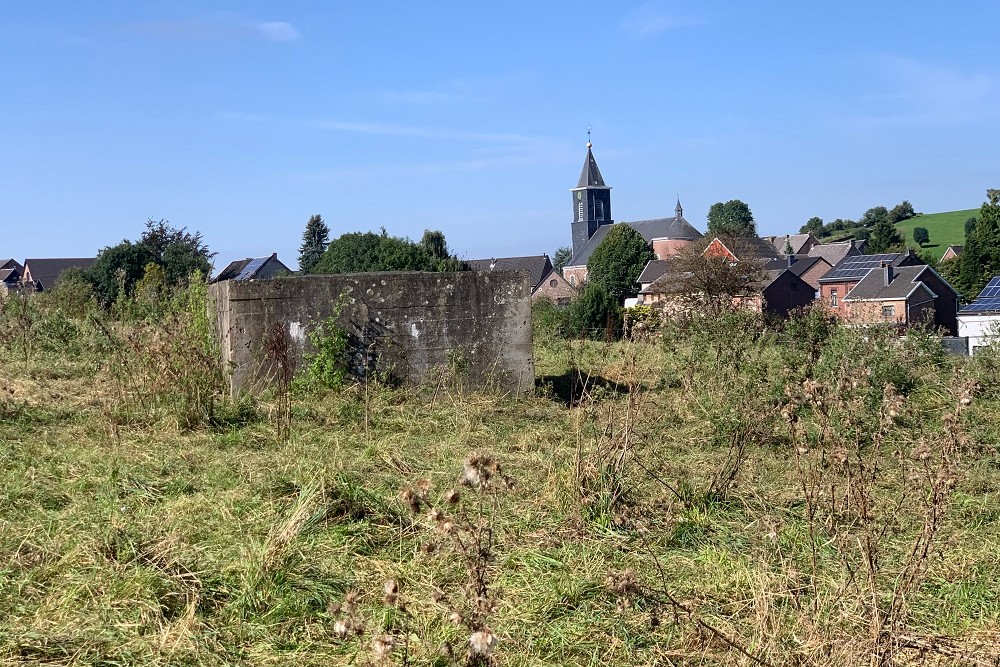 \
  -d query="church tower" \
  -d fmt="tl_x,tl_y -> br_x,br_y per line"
570,137 -> 612,258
